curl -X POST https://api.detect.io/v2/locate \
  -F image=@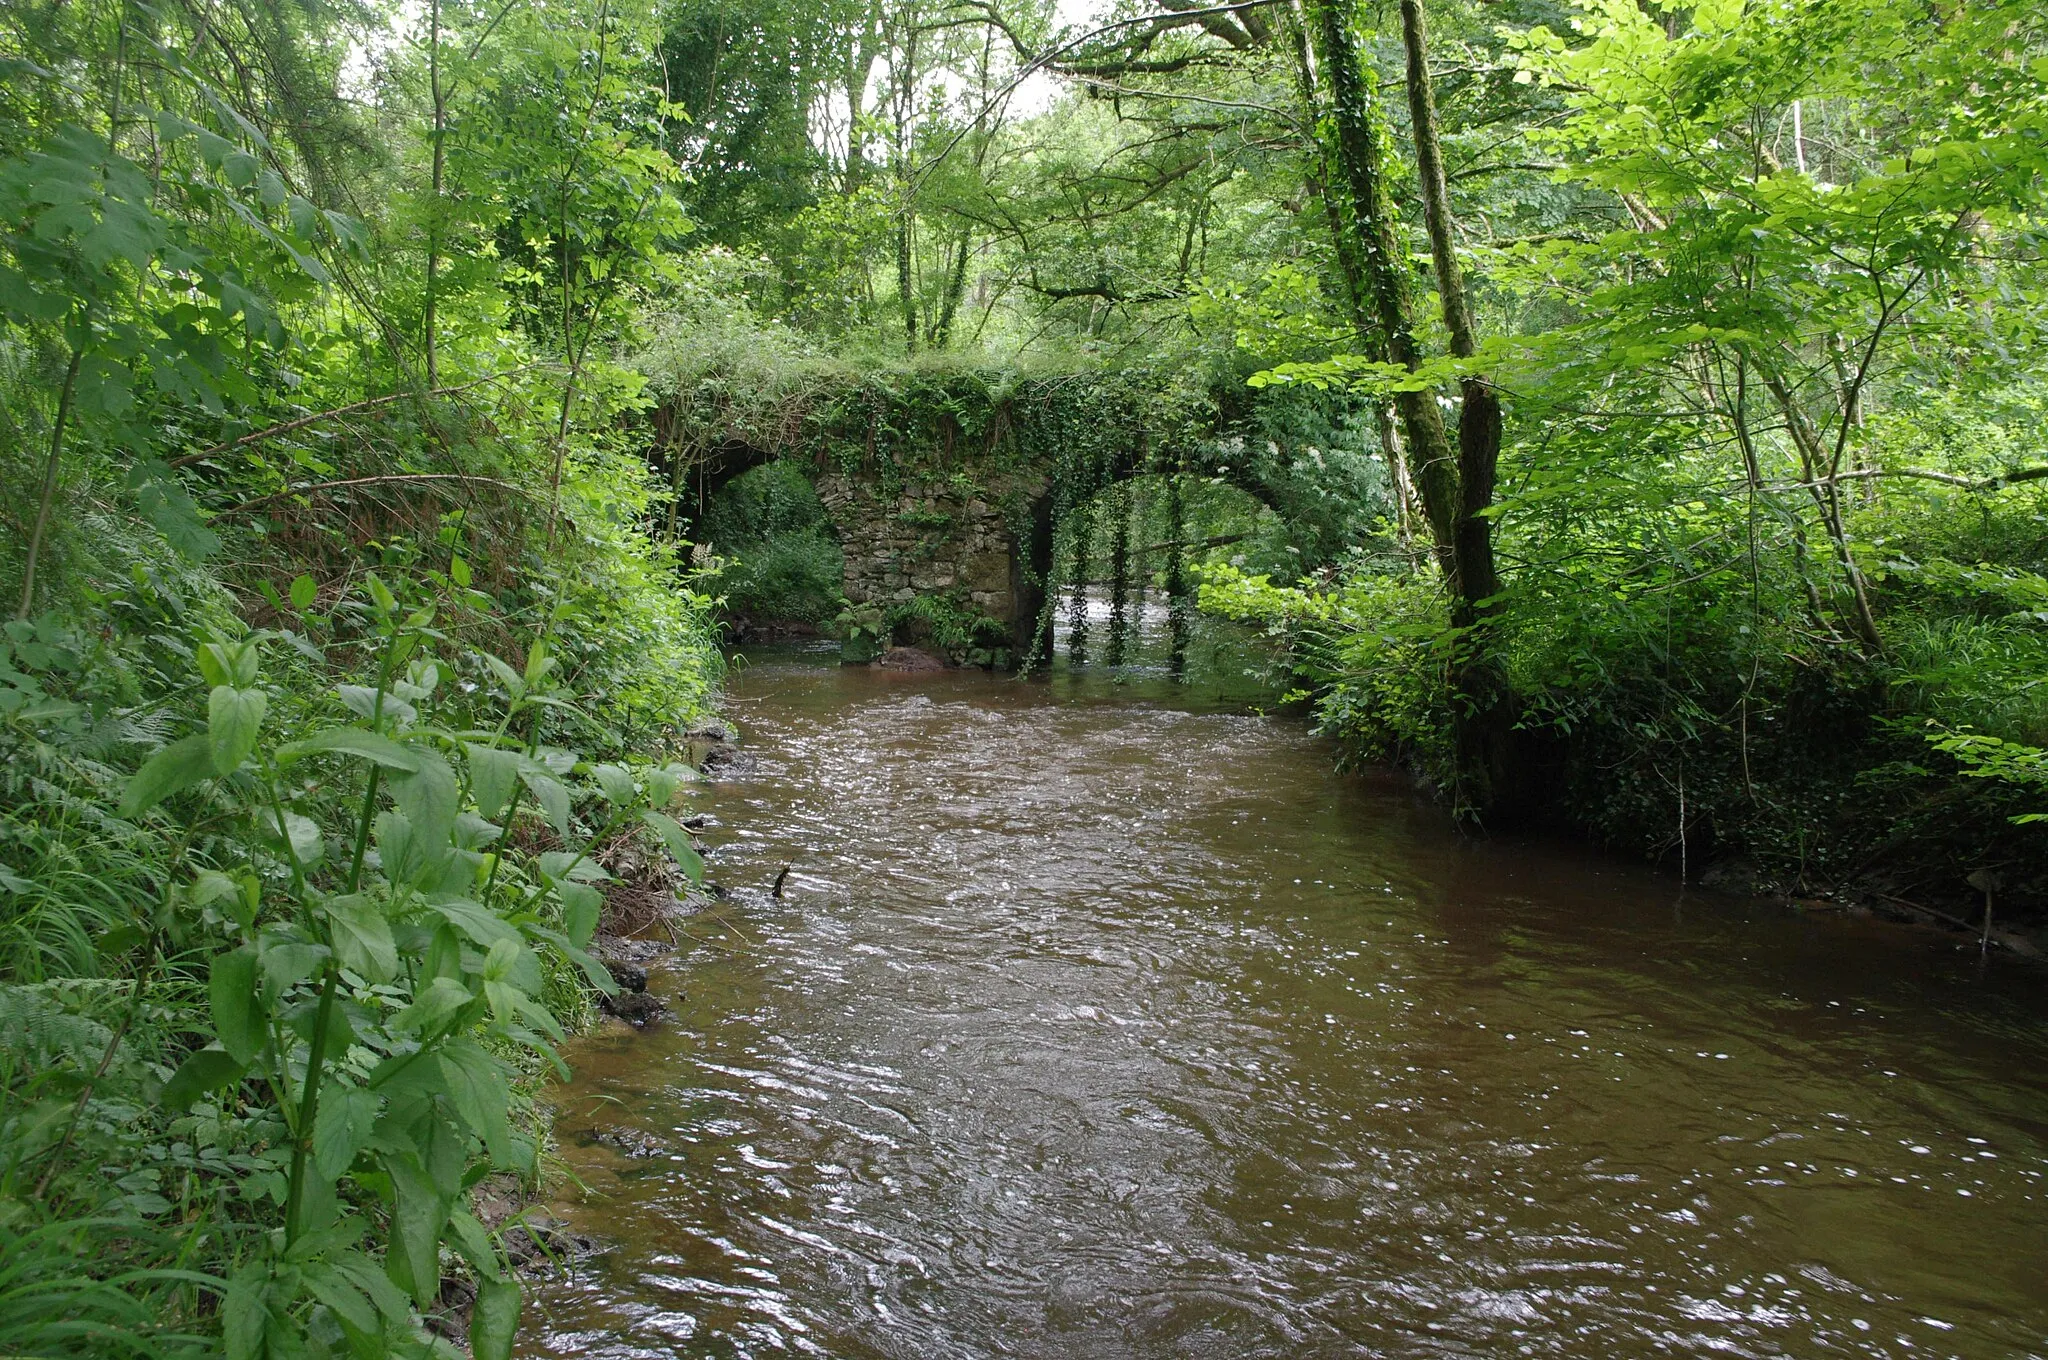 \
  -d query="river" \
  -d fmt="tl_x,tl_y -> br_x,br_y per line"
519,645 -> 2048,1359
